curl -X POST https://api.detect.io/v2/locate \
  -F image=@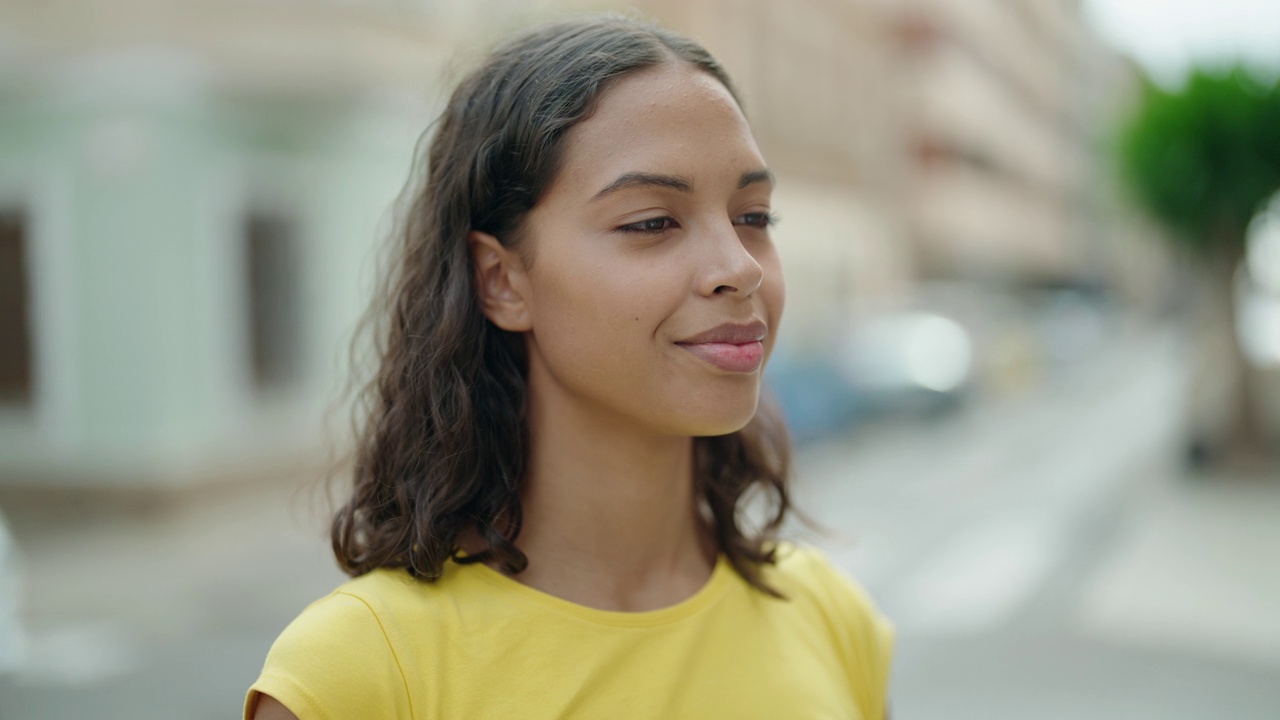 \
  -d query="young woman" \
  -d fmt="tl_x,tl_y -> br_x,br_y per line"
246,15 -> 892,720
